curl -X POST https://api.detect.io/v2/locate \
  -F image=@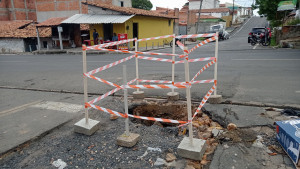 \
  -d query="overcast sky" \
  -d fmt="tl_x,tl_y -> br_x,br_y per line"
150,0 -> 254,10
